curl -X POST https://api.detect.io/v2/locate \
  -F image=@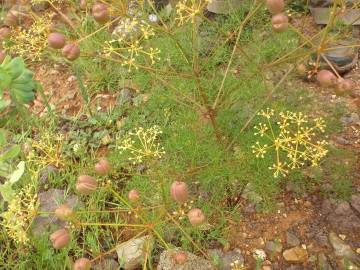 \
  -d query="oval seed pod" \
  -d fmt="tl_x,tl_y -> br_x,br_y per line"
48,32 -> 66,49
174,251 -> 188,265
187,208 -> 206,226
266,0 -> 285,14
316,70 -> 337,87
50,228 -> 71,249
76,175 -> 97,195
92,3 -> 110,24
271,13 -> 289,33
73,258 -> 91,270
94,158 -> 111,175
55,204 -> 74,220
62,43 -> 81,61
128,189 -> 140,203
170,181 -> 189,204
